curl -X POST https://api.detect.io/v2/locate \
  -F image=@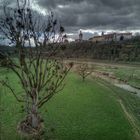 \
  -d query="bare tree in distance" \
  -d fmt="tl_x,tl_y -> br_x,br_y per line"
77,63 -> 92,82
0,0 -> 73,138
